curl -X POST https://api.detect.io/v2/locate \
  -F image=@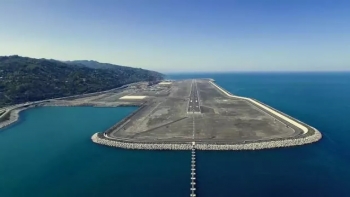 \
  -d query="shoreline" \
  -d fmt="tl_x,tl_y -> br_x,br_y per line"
0,108 -> 24,130
0,102 -> 140,130
0,80 -> 147,130
91,81 -> 322,151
